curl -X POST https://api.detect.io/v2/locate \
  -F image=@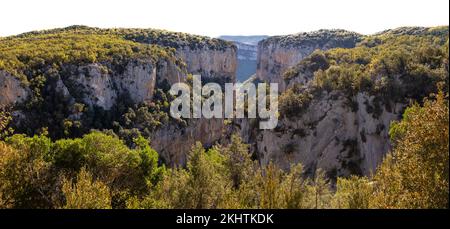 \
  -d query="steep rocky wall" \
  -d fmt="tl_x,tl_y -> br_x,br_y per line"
54,60 -> 179,110
176,46 -> 237,83
0,71 -> 29,109
0,59 -> 182,111
149,46 -> 236,165
1,34 -> 236,168
252,91 -> 404,177
256,30 -> 361,91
